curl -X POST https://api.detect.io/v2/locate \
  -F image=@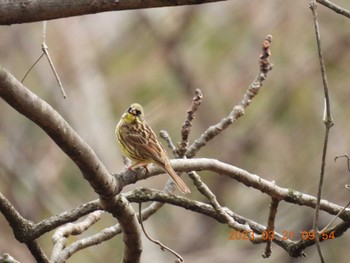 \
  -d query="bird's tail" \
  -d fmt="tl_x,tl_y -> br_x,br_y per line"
164,162 -> 191,194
